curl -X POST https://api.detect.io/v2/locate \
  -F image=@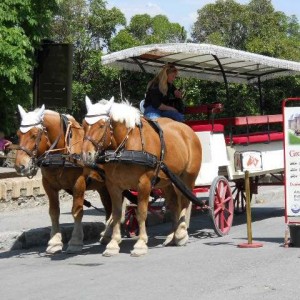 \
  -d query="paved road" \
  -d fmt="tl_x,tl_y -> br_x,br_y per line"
1,185 -> 299,300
